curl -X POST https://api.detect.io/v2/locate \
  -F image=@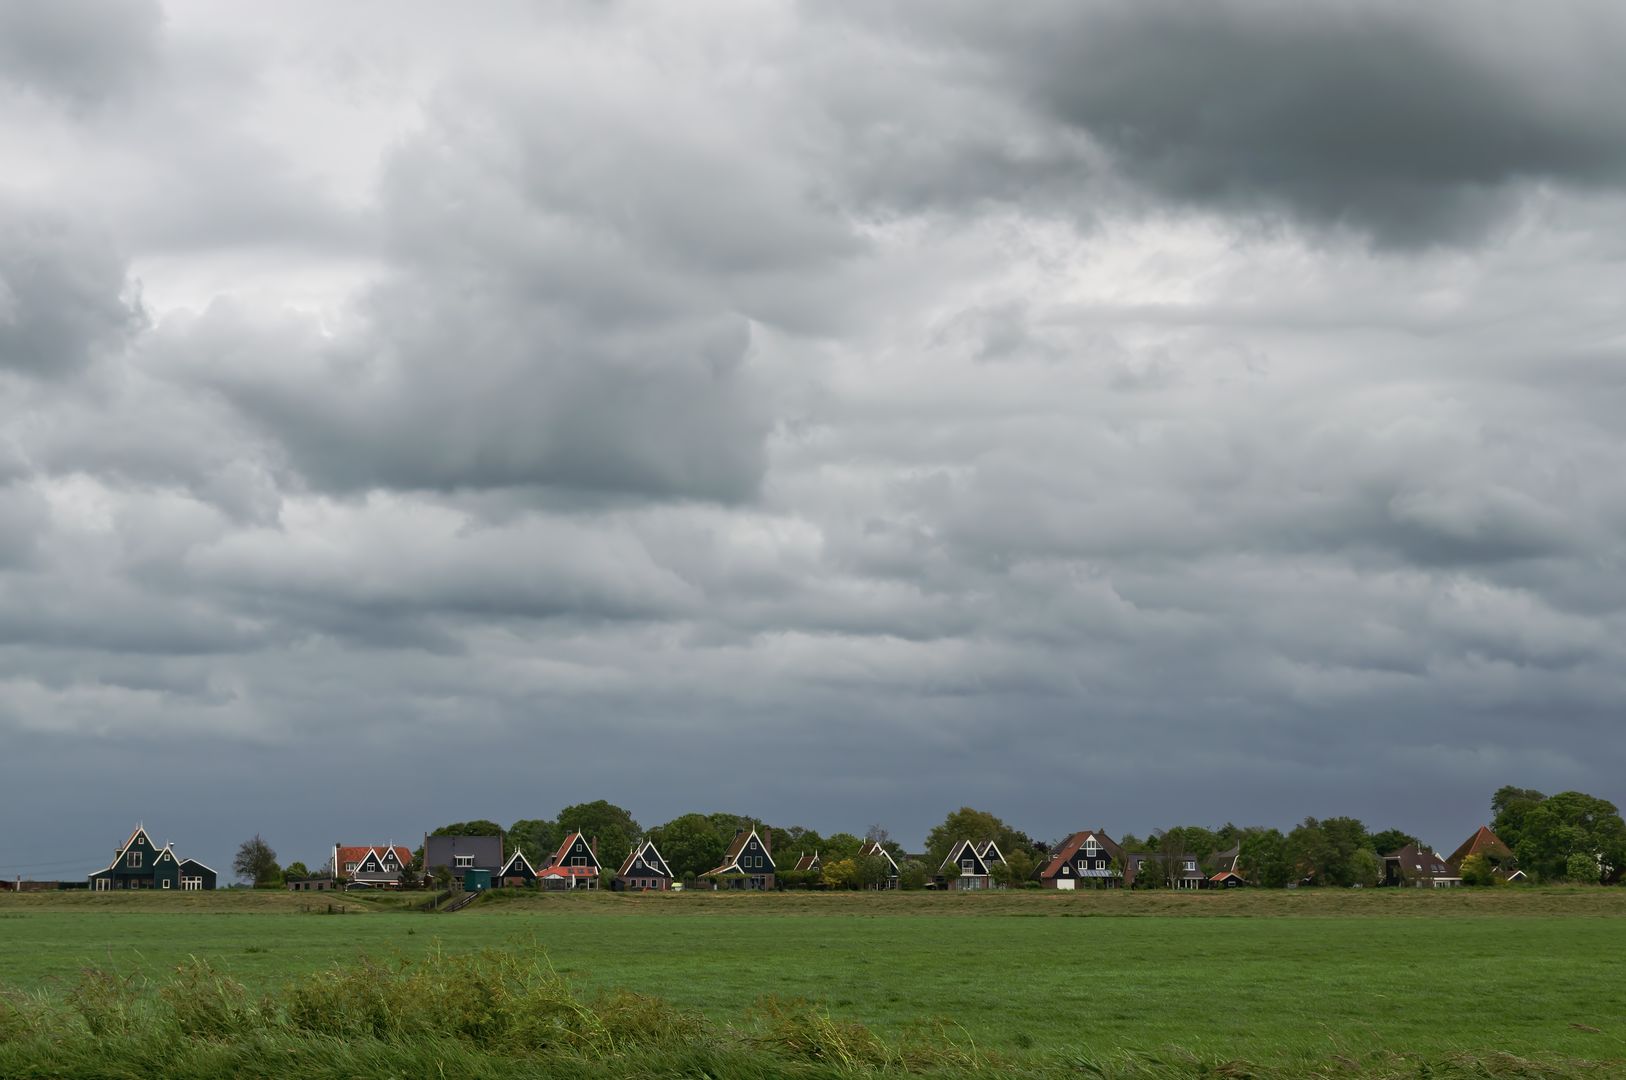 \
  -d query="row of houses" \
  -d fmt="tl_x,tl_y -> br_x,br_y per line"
83,820 -> 1519,893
